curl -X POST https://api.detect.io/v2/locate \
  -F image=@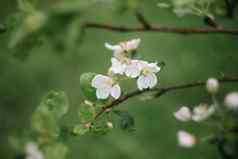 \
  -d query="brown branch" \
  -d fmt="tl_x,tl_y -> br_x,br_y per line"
94,76 -> 238,119
83,22 -> 238,35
